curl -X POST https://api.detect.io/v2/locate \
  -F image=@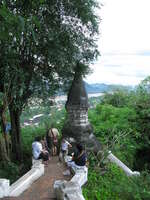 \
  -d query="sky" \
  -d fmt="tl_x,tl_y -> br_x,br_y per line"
85,0 -> 150,86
